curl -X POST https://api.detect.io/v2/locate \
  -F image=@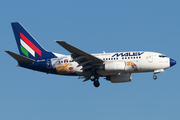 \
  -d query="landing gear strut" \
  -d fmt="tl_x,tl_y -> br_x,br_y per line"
90,75 -> 100,87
